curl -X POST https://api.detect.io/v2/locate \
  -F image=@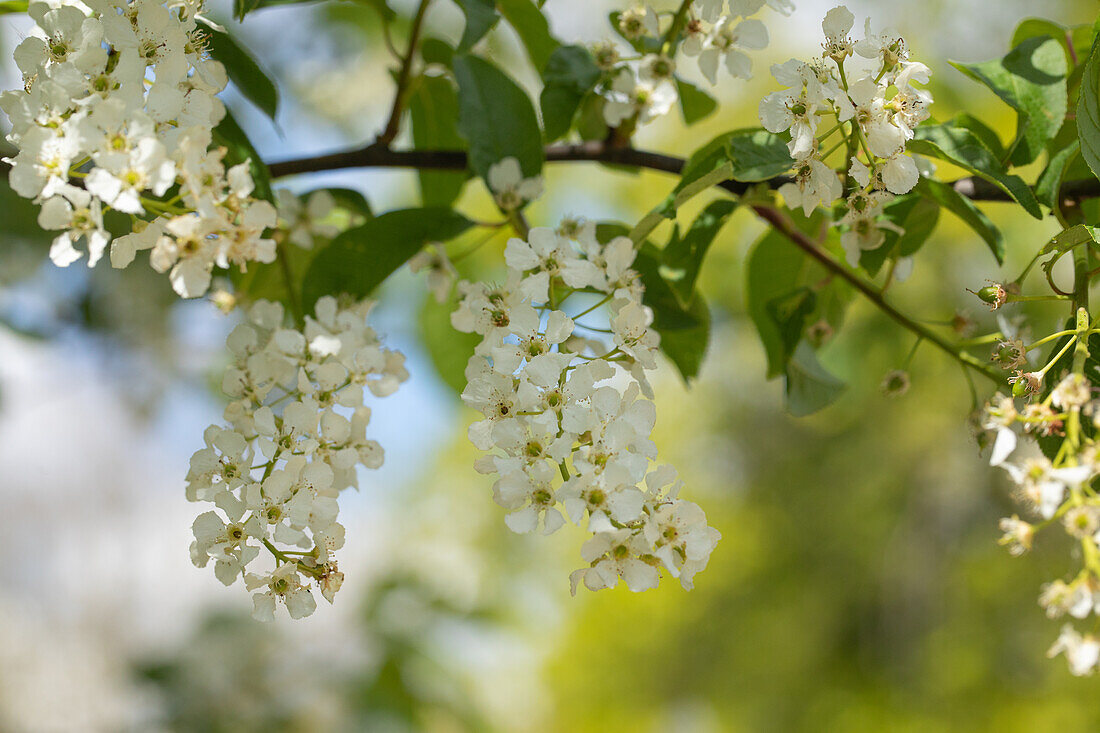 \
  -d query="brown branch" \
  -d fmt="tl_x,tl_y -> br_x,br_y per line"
265,142 -> 1100,203
751,204 -> 1005,383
